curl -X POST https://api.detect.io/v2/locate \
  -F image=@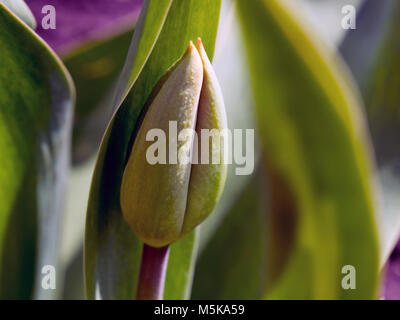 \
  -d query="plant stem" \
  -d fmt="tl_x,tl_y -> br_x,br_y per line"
136,244 -> 170,300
